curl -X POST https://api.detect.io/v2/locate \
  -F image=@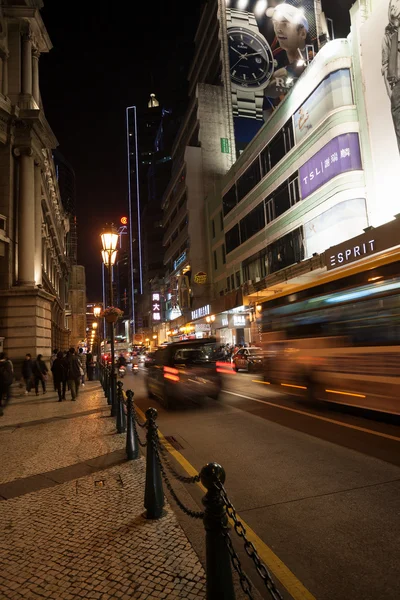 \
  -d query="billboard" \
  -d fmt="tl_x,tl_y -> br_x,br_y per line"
360,0 -> 400,226
293,69 -> 353,143
299,133 -> 362,199
224,0 -> 319,151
